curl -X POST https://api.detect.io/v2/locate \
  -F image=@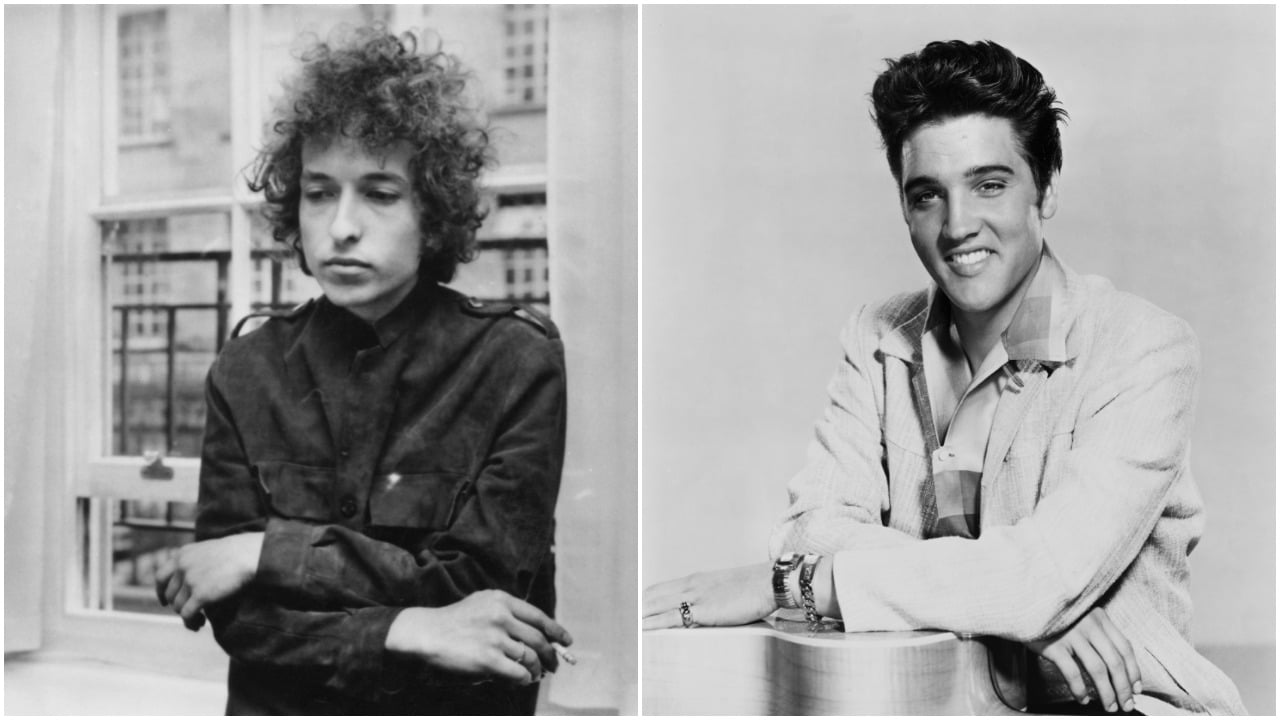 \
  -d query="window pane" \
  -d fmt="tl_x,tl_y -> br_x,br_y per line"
450,192 -> 548,313
106,213 -> 230,458
250,210 -> 322,310
114,5 -> 231,196
108,499 -> 196,614
501,5 -> 548,106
